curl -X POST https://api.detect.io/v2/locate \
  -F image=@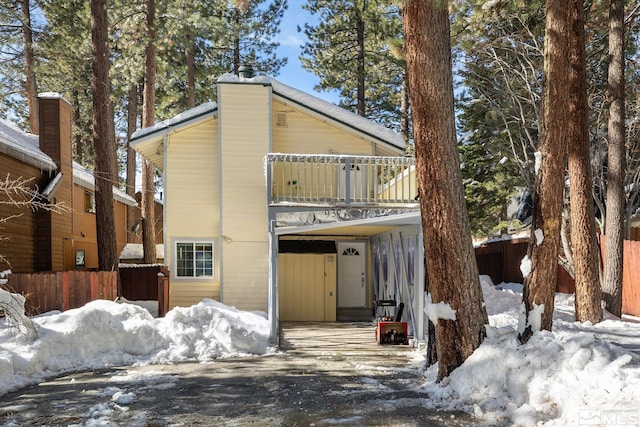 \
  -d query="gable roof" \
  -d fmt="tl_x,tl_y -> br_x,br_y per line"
130,75 -> 406,169
216,74 -> 404,151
